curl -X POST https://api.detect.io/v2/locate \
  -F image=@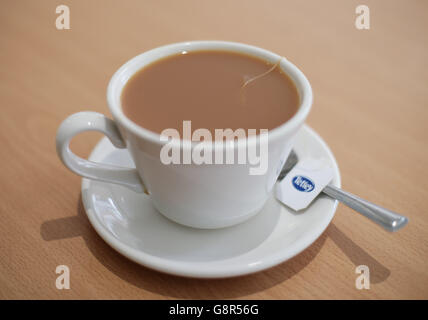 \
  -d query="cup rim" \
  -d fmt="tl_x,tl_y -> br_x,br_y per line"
107,40 -> 312,149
